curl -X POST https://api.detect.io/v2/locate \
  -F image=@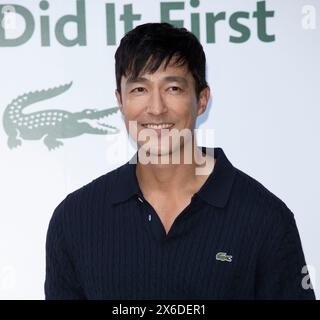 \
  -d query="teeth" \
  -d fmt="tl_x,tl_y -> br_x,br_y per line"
143,123 -> 174,129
